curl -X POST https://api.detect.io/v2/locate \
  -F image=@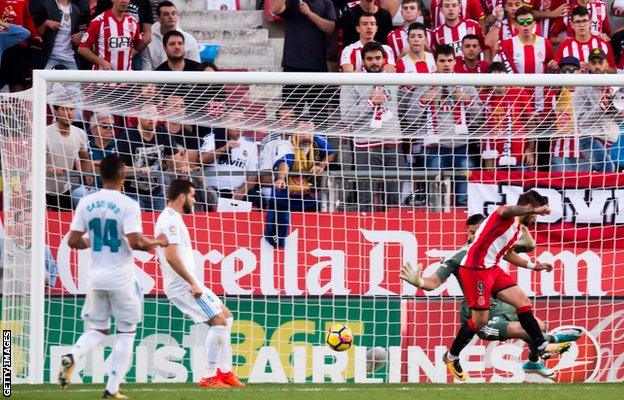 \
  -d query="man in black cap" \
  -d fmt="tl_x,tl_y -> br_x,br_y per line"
558,56 -> 580,74
588,48 -> 611,74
